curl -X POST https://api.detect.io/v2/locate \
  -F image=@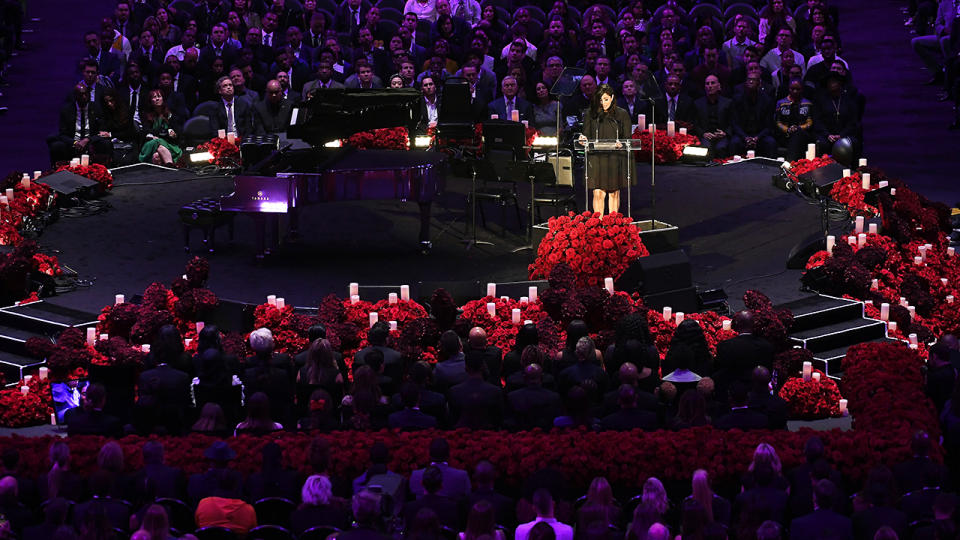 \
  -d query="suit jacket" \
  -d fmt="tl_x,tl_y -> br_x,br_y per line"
388,408 -> 439,430
301,78 -> 346,100
241,363 -> 294,421
448,377 -> 504,429
254,98 -> 295,133
92,50 -> 125,83
130,46 -> 166,81
117,84 -> 152,121
137,364 -> 192,411
600,407 -> 660,431
617,94 -> 650,120
487,96 -> 535,122
56,101 -> 103,140
466,489 -> 516,527
434,356 -> 468,390
187,468 -> 244,506
892,457 -> 949,494
790,509 -> 853,540
63,407 -> 123,437
692,96 -> 735,138
403,493 -> 461,529
73,497 -> 131,531
270,61 -> 314,92
508,385 -> 562,430
207,97 -> 262,137
748,391 -> 788,429
333,3 -> 371,36
714,333 -> 775,382
732,90 -> 775,139
713,407 -> 770,430
391,387 -> 448,426
198,44 -> 239,70
128,463 -> 184,502
736,486 -> 789,527
409,463 -> 471,500
653,93 -> 696,125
